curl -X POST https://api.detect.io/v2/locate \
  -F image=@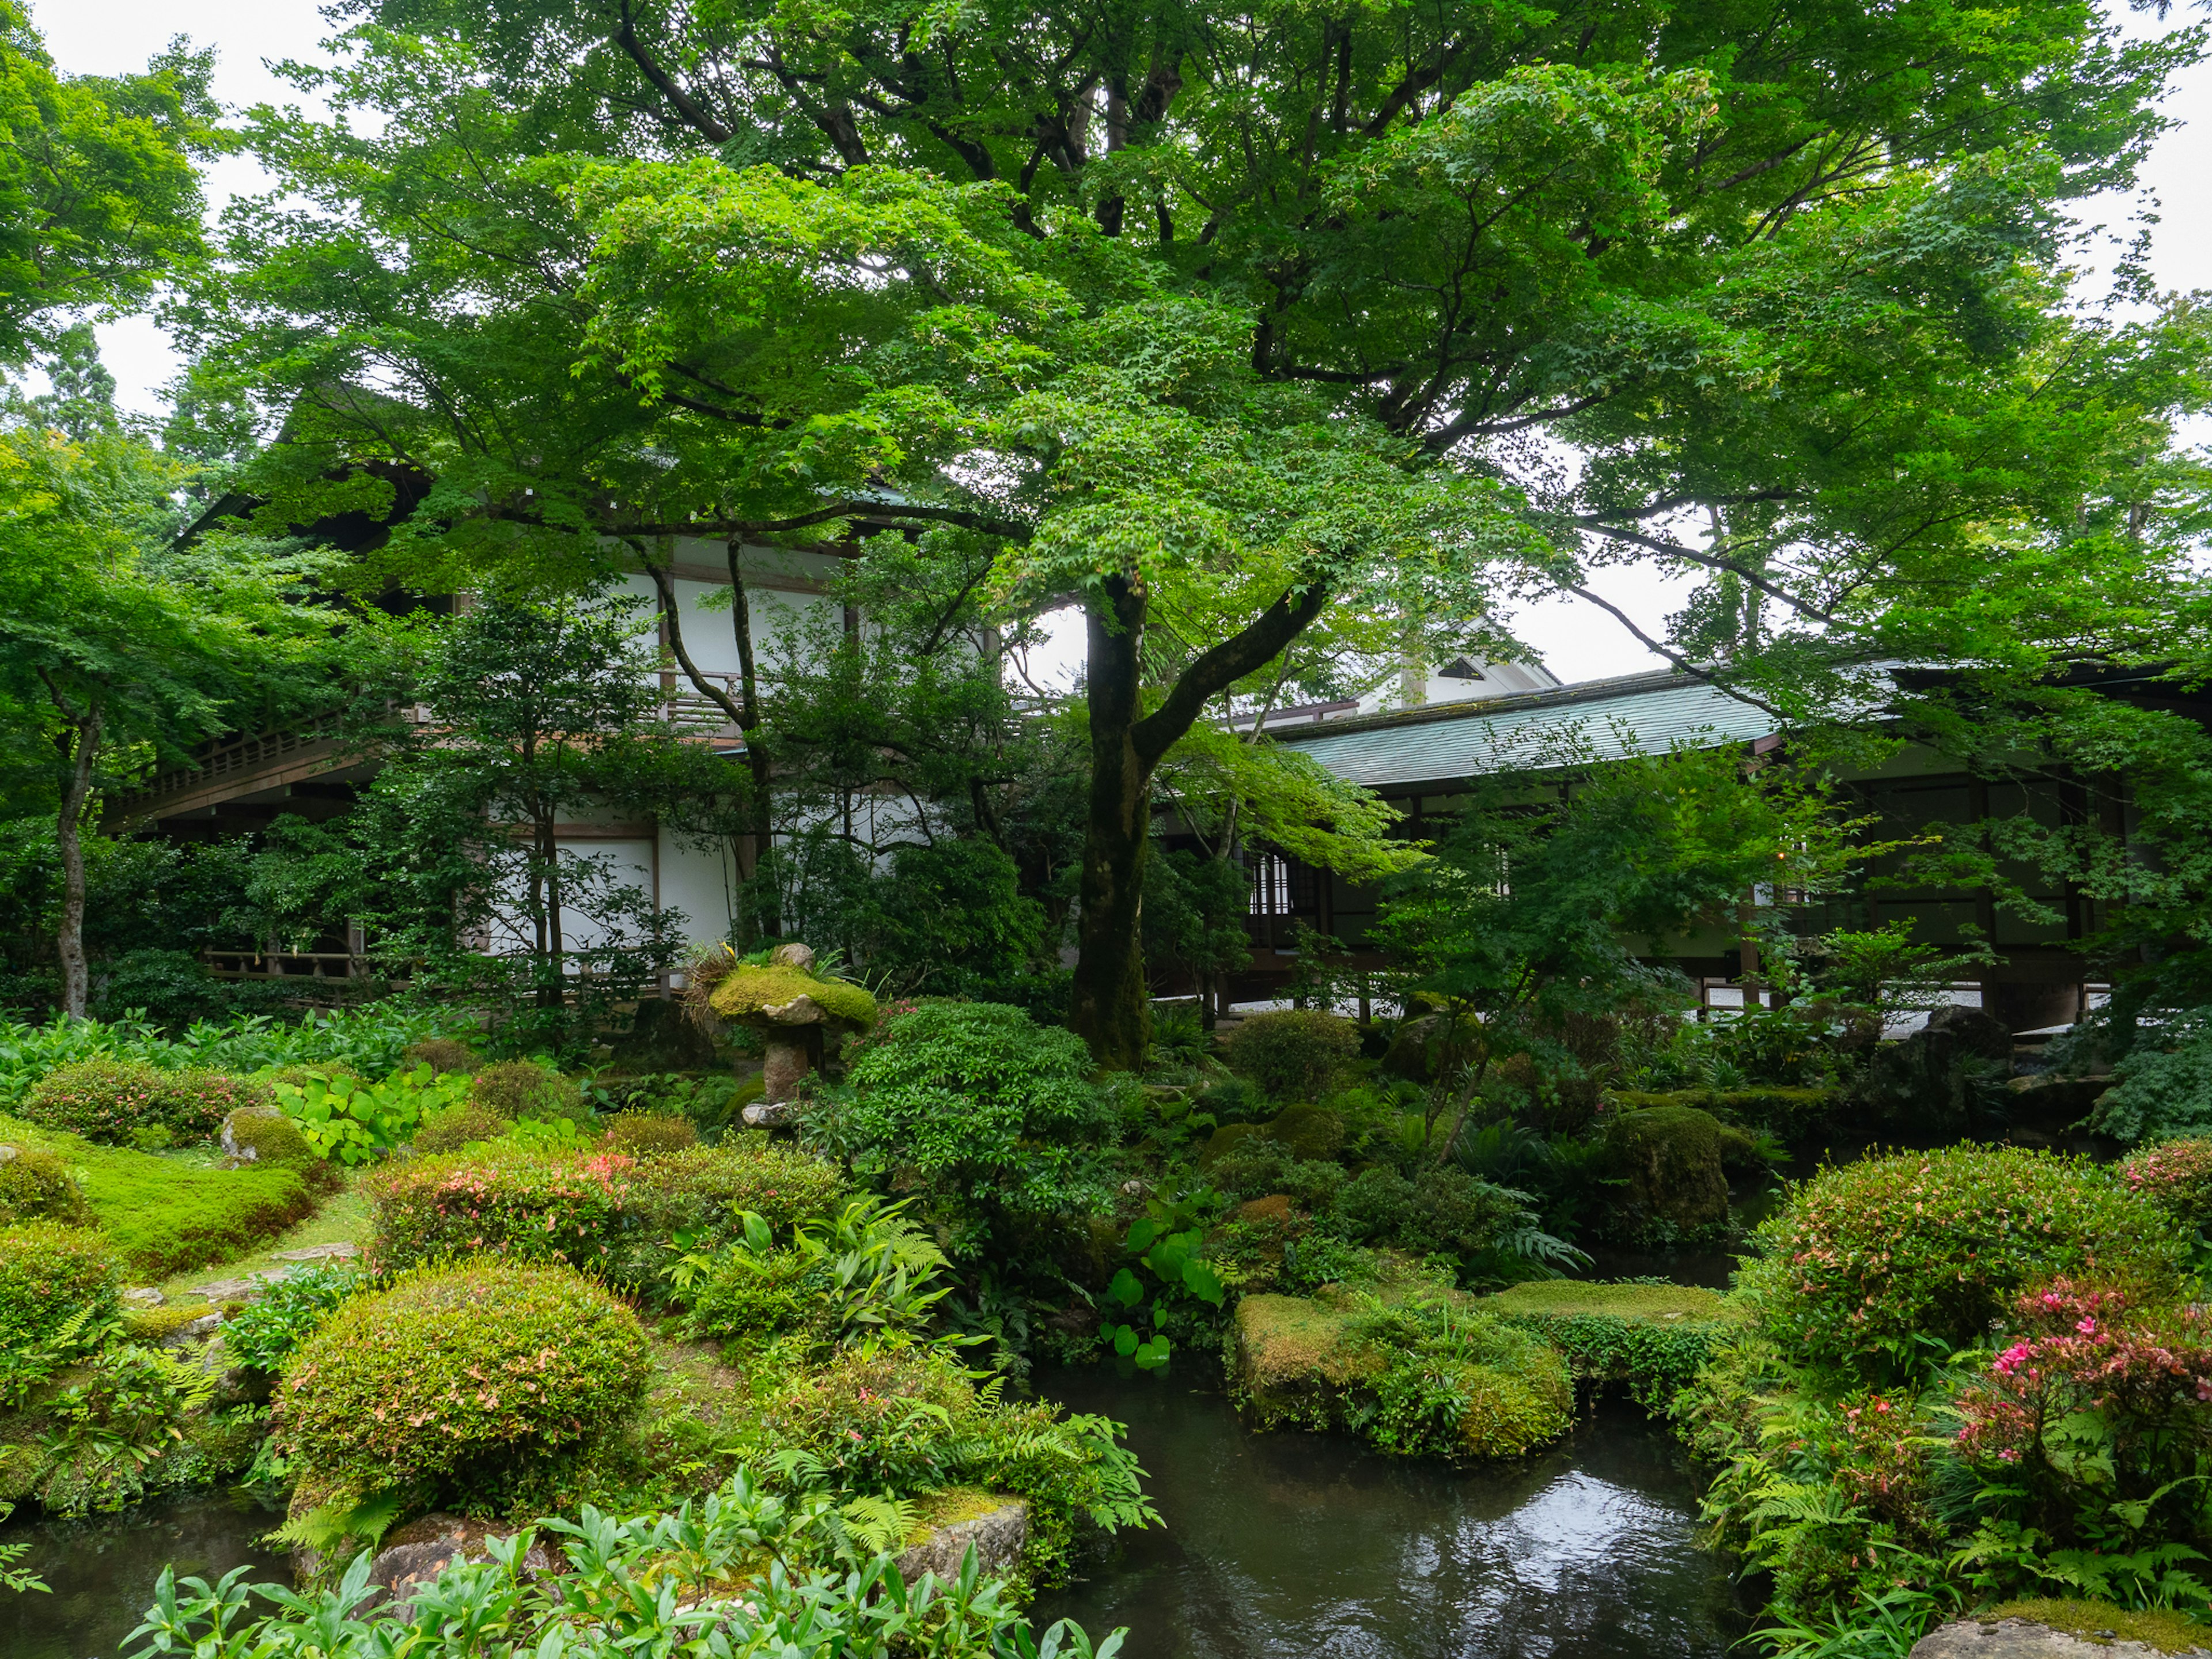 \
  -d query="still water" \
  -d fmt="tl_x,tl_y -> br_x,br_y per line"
2,1378 -> 1748,1658
3,1489 -> 287,1659
1032,1367 -> 1751,1659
